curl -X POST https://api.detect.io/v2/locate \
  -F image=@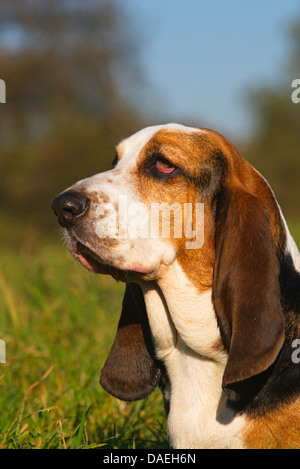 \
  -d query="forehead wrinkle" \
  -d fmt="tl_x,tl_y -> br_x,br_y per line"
116,125 -> 210,172
153,128 -> 210,150
156,143 -> 197,167
139,129 -> 212,172
116,125 -> 167,169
